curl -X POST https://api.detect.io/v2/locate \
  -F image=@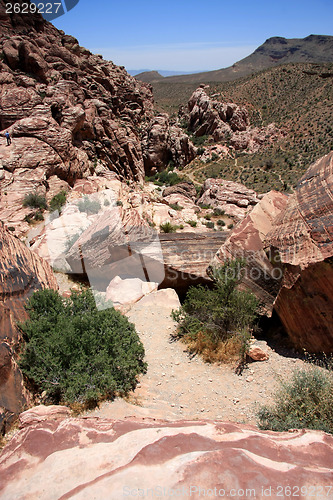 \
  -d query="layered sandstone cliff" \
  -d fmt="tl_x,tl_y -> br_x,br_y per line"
0,224 -> 57,432
0,0 -> 195,234
265,151 -> 333,352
